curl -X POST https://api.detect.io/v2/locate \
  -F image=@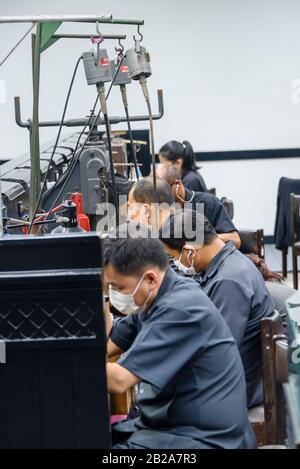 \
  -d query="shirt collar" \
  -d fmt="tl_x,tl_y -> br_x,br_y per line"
146,267 -> 178,315
201,241 -> 236,284
184,187 -> 195,202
